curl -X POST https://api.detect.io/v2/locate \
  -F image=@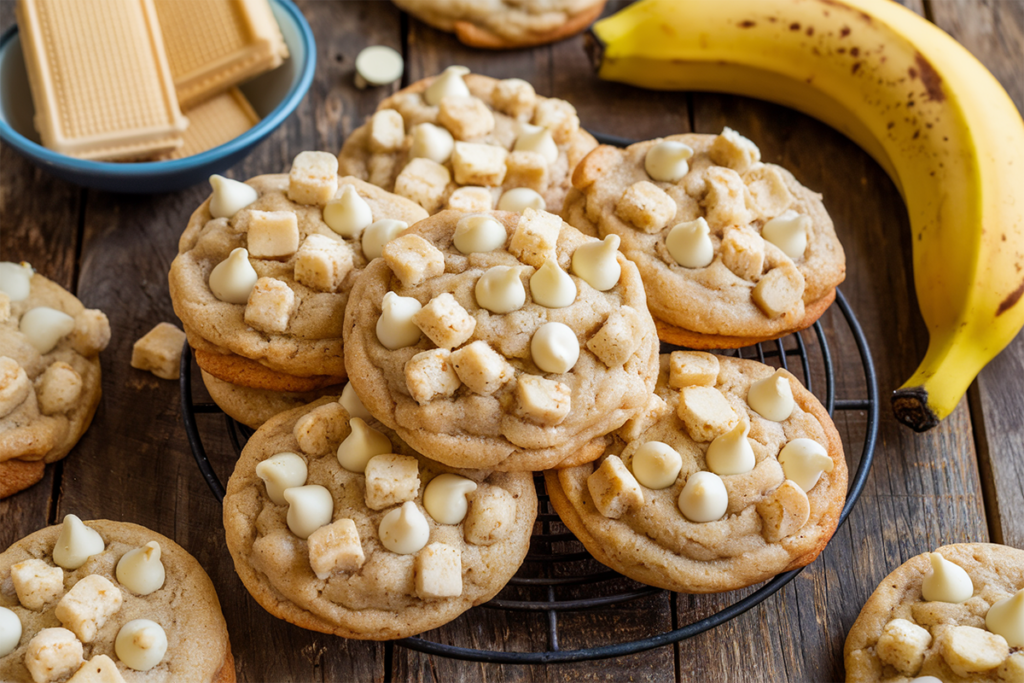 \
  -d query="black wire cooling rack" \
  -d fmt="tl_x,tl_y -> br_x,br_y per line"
179,132 -> 878,663
180,288 -> 877,663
